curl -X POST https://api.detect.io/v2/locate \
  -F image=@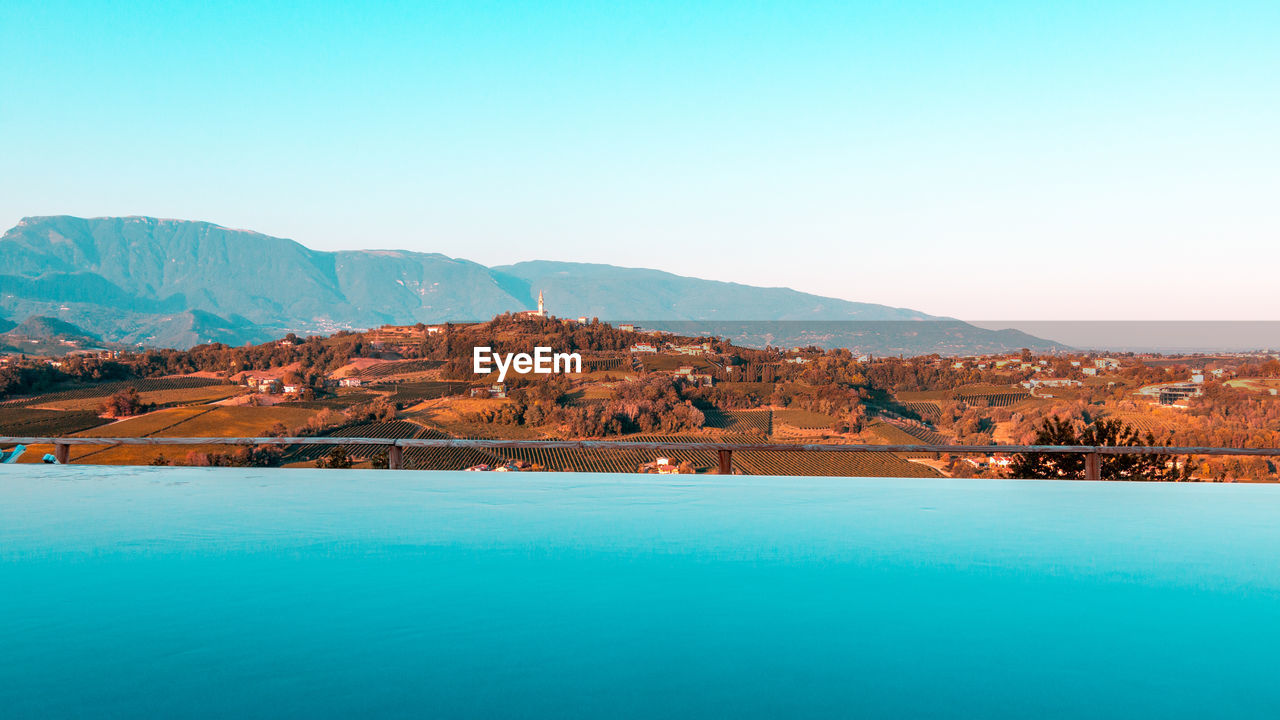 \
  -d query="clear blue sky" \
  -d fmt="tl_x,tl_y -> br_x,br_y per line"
2,1 -> 1277,319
